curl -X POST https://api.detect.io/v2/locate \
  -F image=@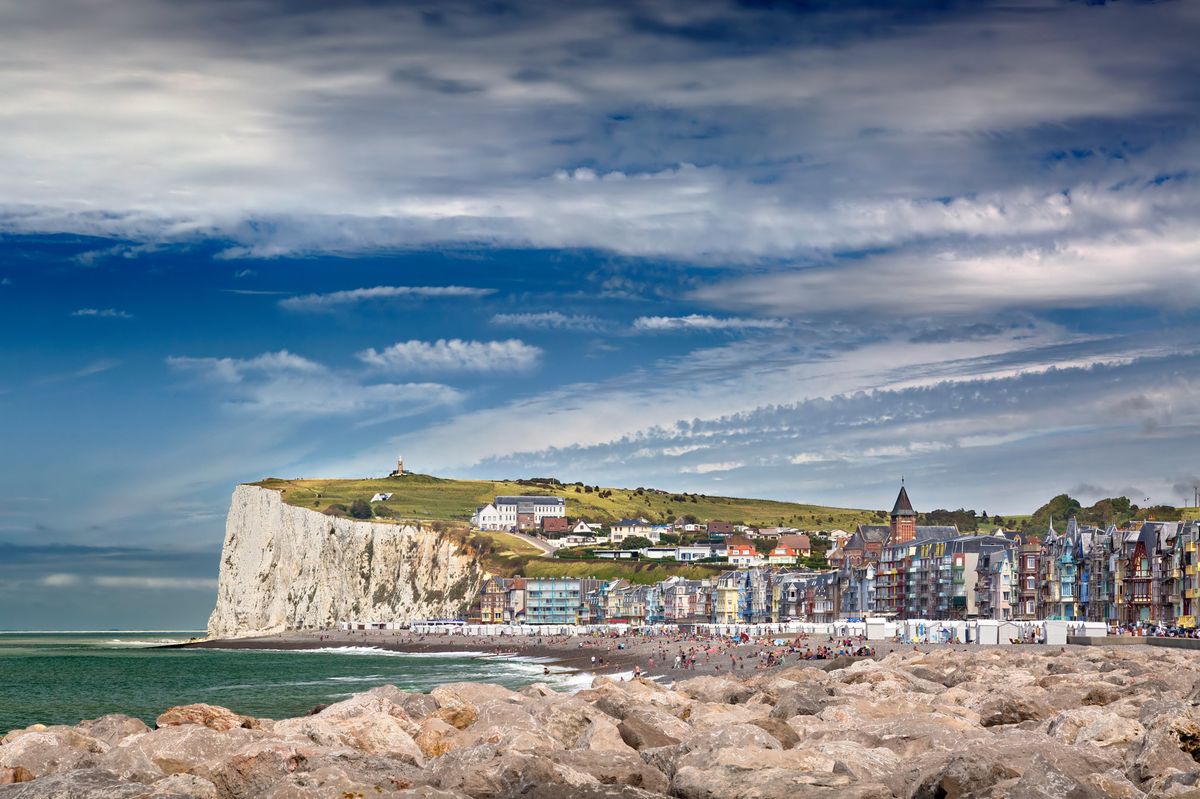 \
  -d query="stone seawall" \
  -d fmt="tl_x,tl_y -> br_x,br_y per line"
206,484 -> 486,639
5,645 -> 1200,797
